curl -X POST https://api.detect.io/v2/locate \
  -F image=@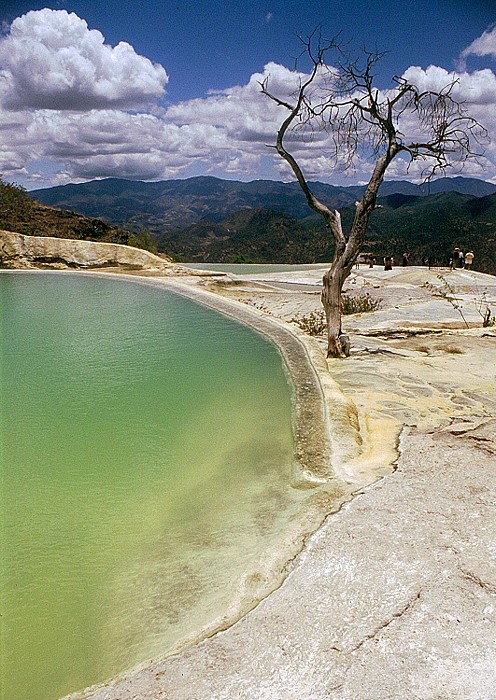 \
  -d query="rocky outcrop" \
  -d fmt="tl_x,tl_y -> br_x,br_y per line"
0,230 -> 180,272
